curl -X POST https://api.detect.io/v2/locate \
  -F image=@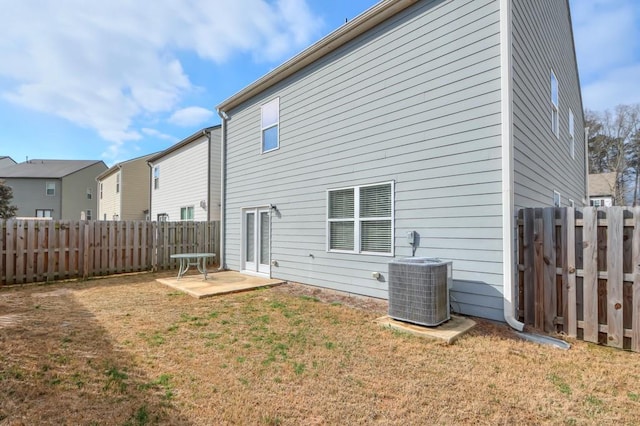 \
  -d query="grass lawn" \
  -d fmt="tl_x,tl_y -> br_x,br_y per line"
1,272 -> 639,425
